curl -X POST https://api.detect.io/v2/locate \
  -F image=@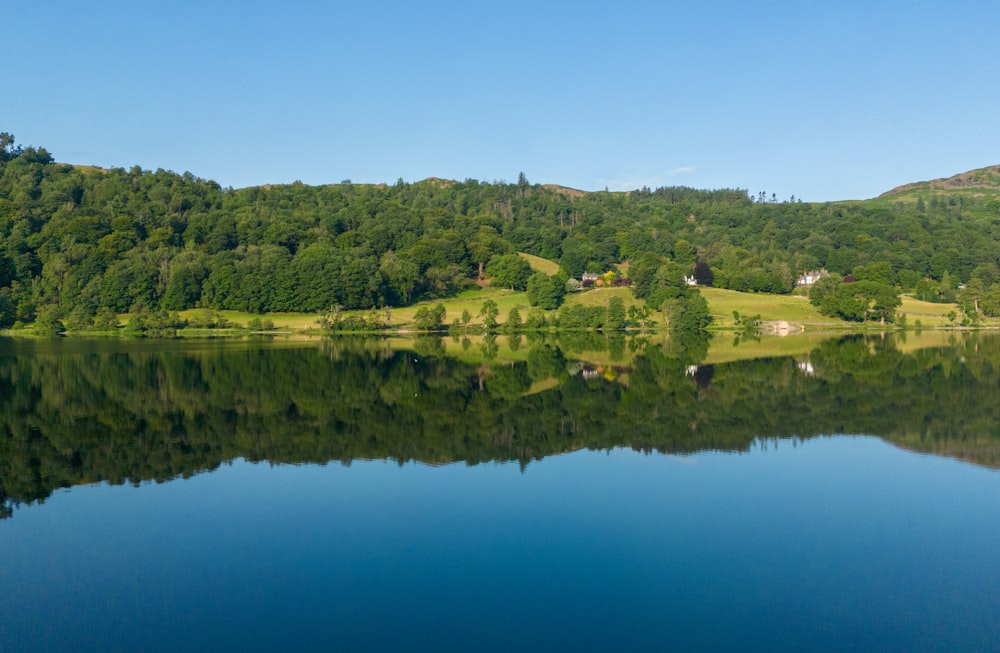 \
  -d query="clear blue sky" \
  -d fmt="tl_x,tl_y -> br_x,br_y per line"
6,1 -> 998,201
